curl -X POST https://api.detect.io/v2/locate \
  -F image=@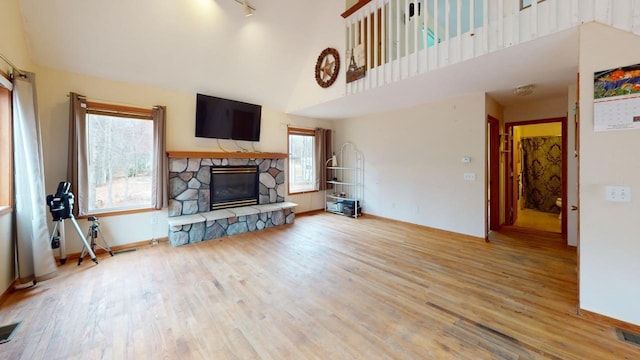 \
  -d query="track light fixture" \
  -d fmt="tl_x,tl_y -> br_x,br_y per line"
233,0 -> 255,16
